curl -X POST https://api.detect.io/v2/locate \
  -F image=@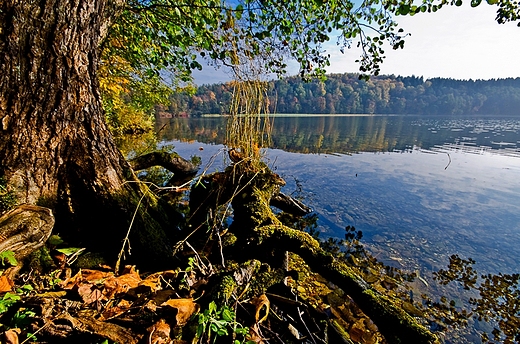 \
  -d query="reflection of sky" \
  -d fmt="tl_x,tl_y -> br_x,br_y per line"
164,115 -> 520,277
268,147 -> 520,275
169,138 -> 520,275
